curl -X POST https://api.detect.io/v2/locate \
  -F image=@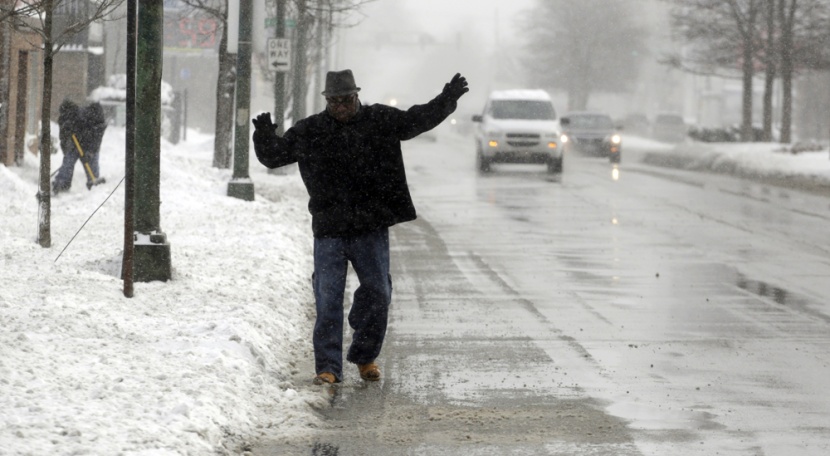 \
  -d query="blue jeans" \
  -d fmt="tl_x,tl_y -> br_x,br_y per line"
53,143 -> 99,191
312,227 -> 392,381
